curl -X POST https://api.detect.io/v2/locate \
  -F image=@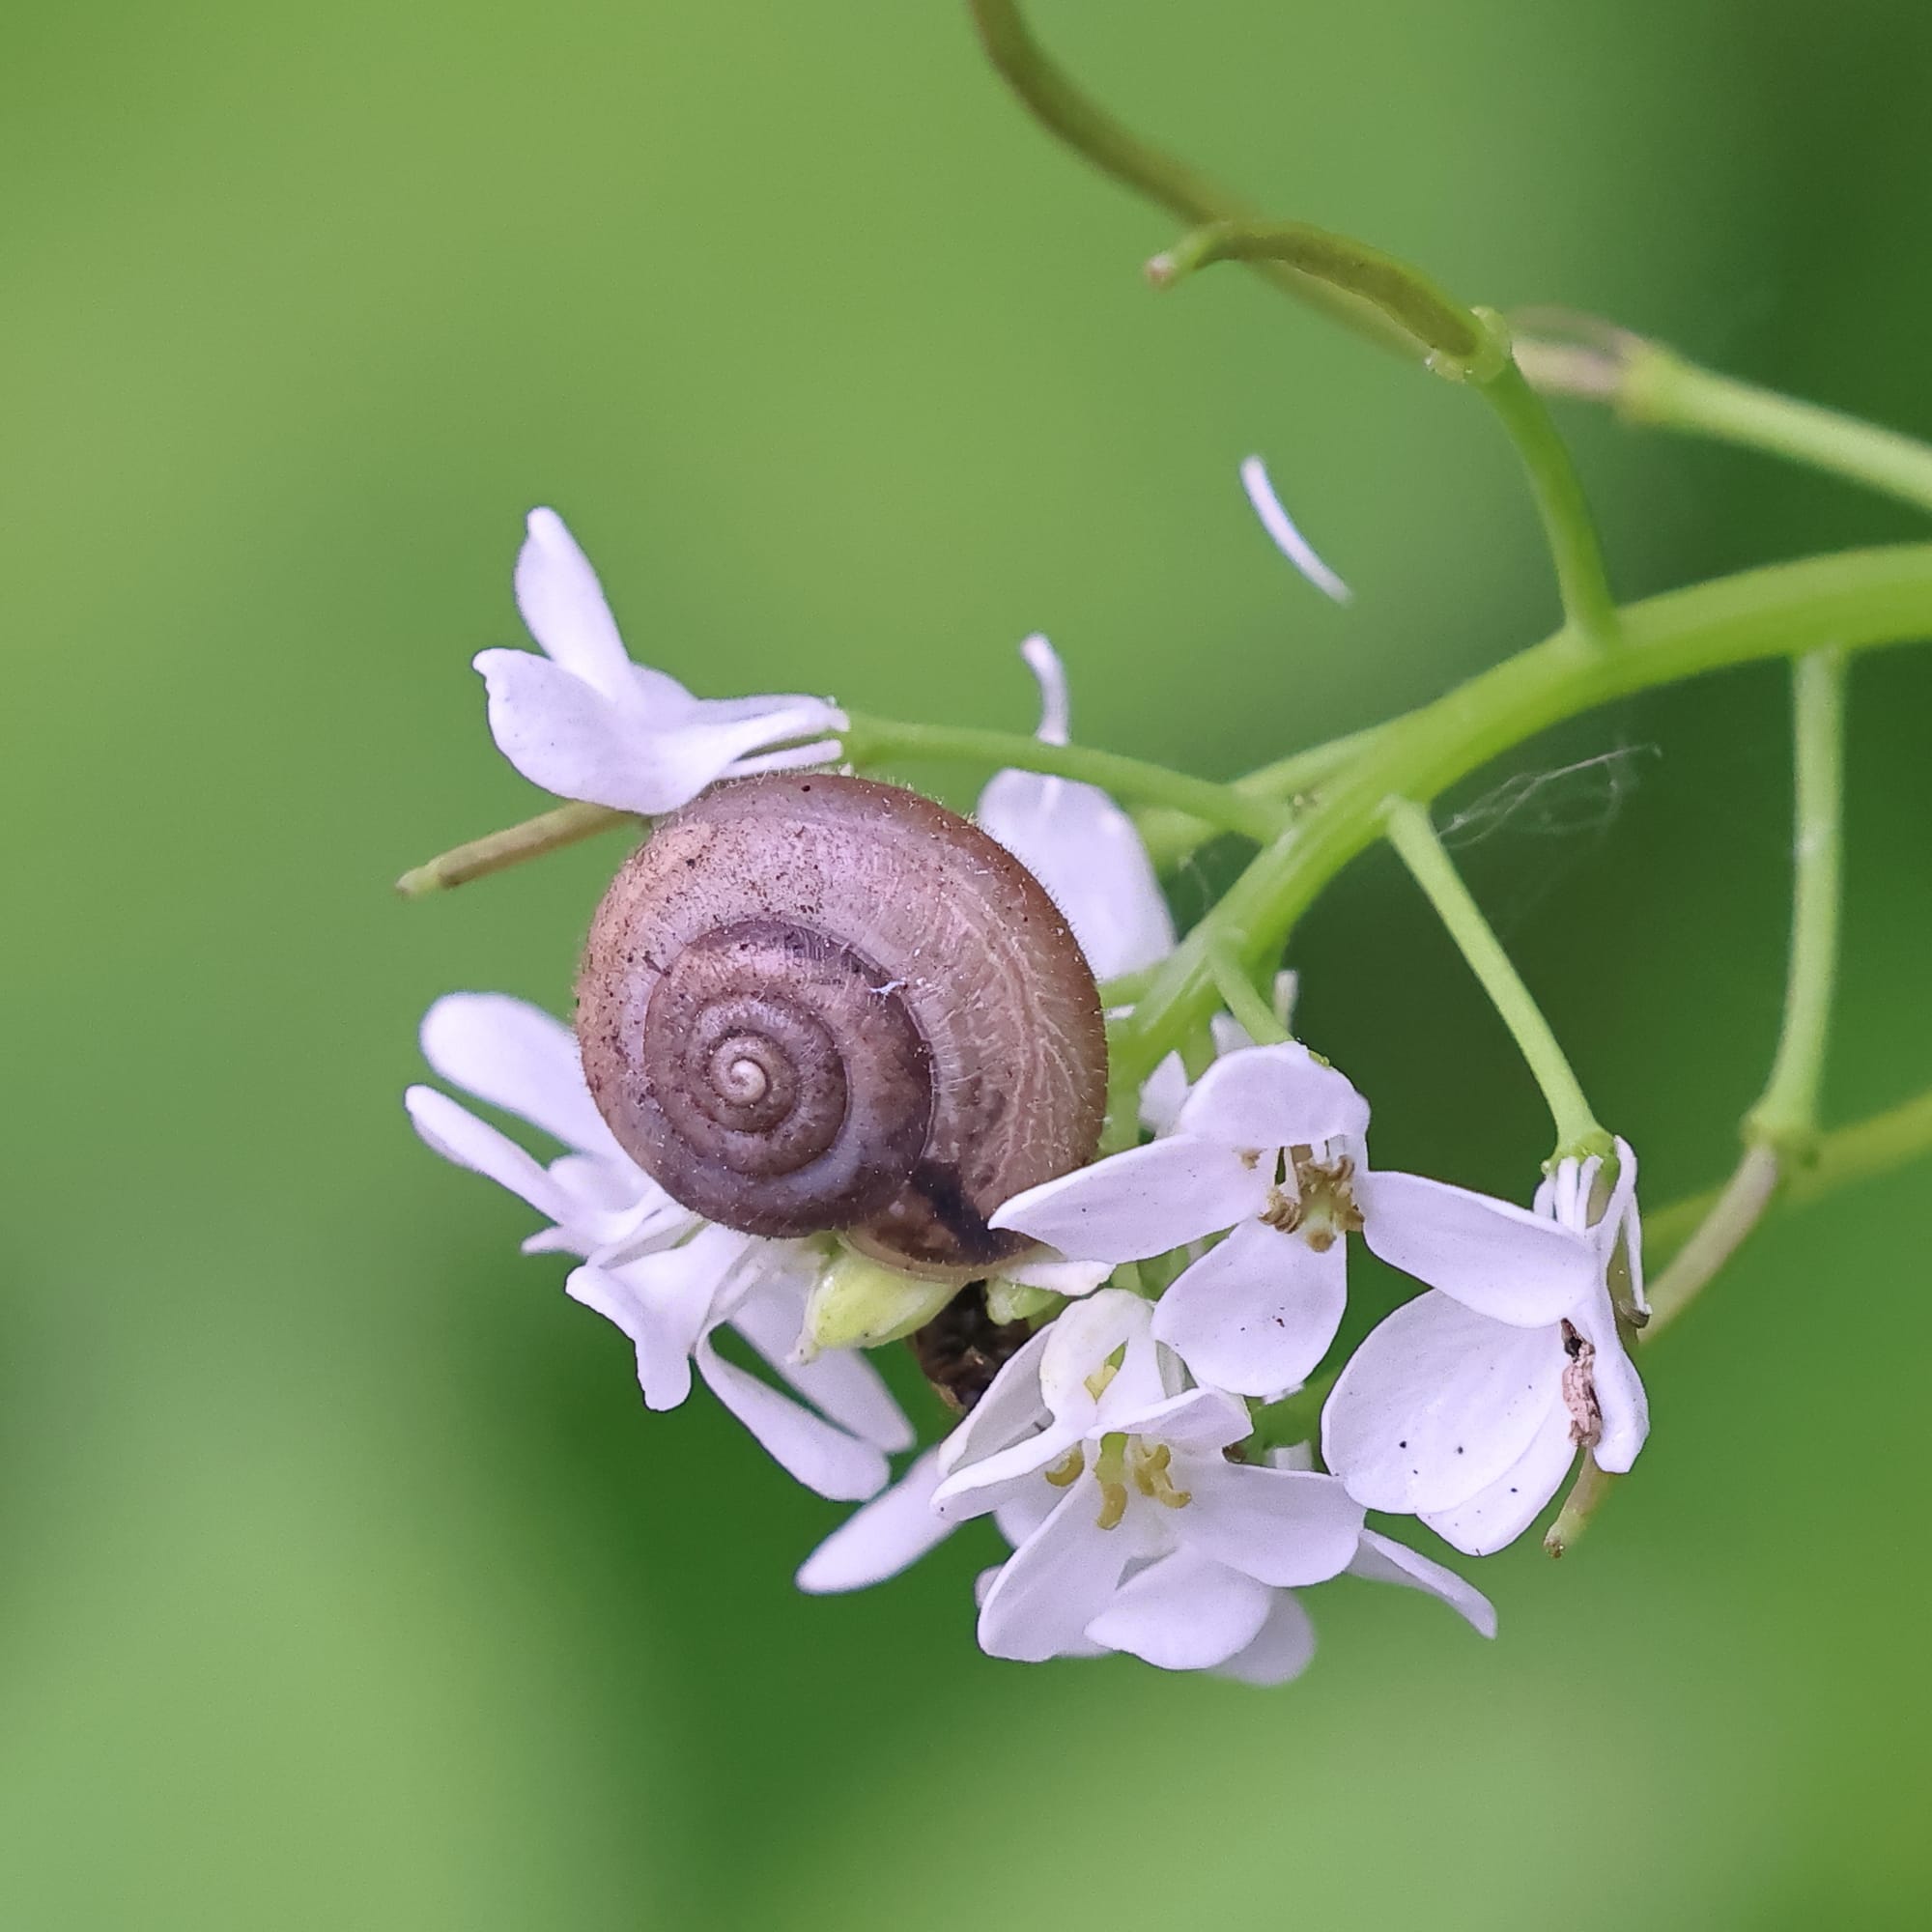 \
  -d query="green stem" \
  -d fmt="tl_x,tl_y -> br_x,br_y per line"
1519,327 -> 1932,517
1115,542 -> 1932,1088
395,801 -> 635,897
1146,218 -> 1481,363
964,0 -> 1416,358
1642,1144 -> 1781,1336
840,712 -> 1288,840
1644,1086 -> 1932,1265
1381,797 -> 1605,1156
1208,936 -> 1290,1044
1133,724 -> 1385,869
1482,357 -> 1620,647
1746,649 -> 1849,1158
1149,224 -> 1617,649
